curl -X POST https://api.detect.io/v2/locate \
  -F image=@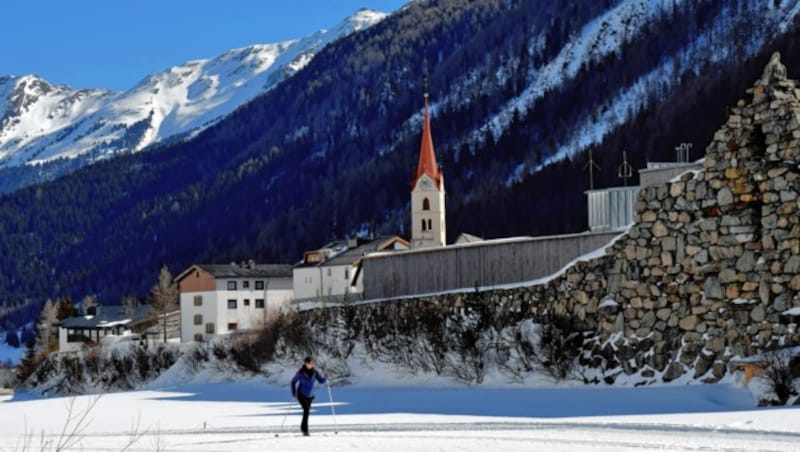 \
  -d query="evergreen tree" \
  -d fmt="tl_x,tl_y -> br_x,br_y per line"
4,328 -> 19,348
81,295 -> 98,316
20,325 -> 36,345
16,335 -> 40,383
56,298 -> 78,320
